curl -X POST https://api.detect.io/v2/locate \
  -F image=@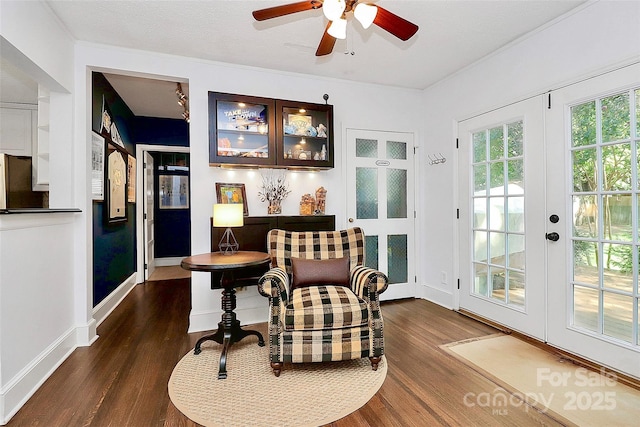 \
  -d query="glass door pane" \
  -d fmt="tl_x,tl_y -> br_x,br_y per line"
356,167 -> 378,219
388,234 -> 408,284
471,120 -> 526,309
570,89 -> 639,345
